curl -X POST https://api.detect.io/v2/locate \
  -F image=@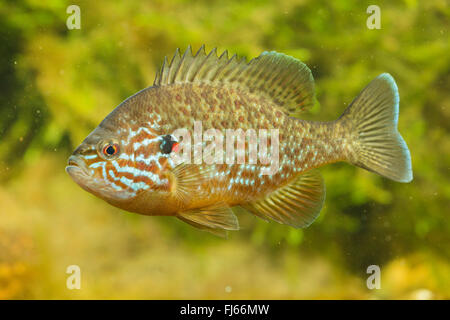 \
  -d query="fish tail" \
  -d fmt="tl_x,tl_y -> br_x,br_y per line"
339,73 -> 413,182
